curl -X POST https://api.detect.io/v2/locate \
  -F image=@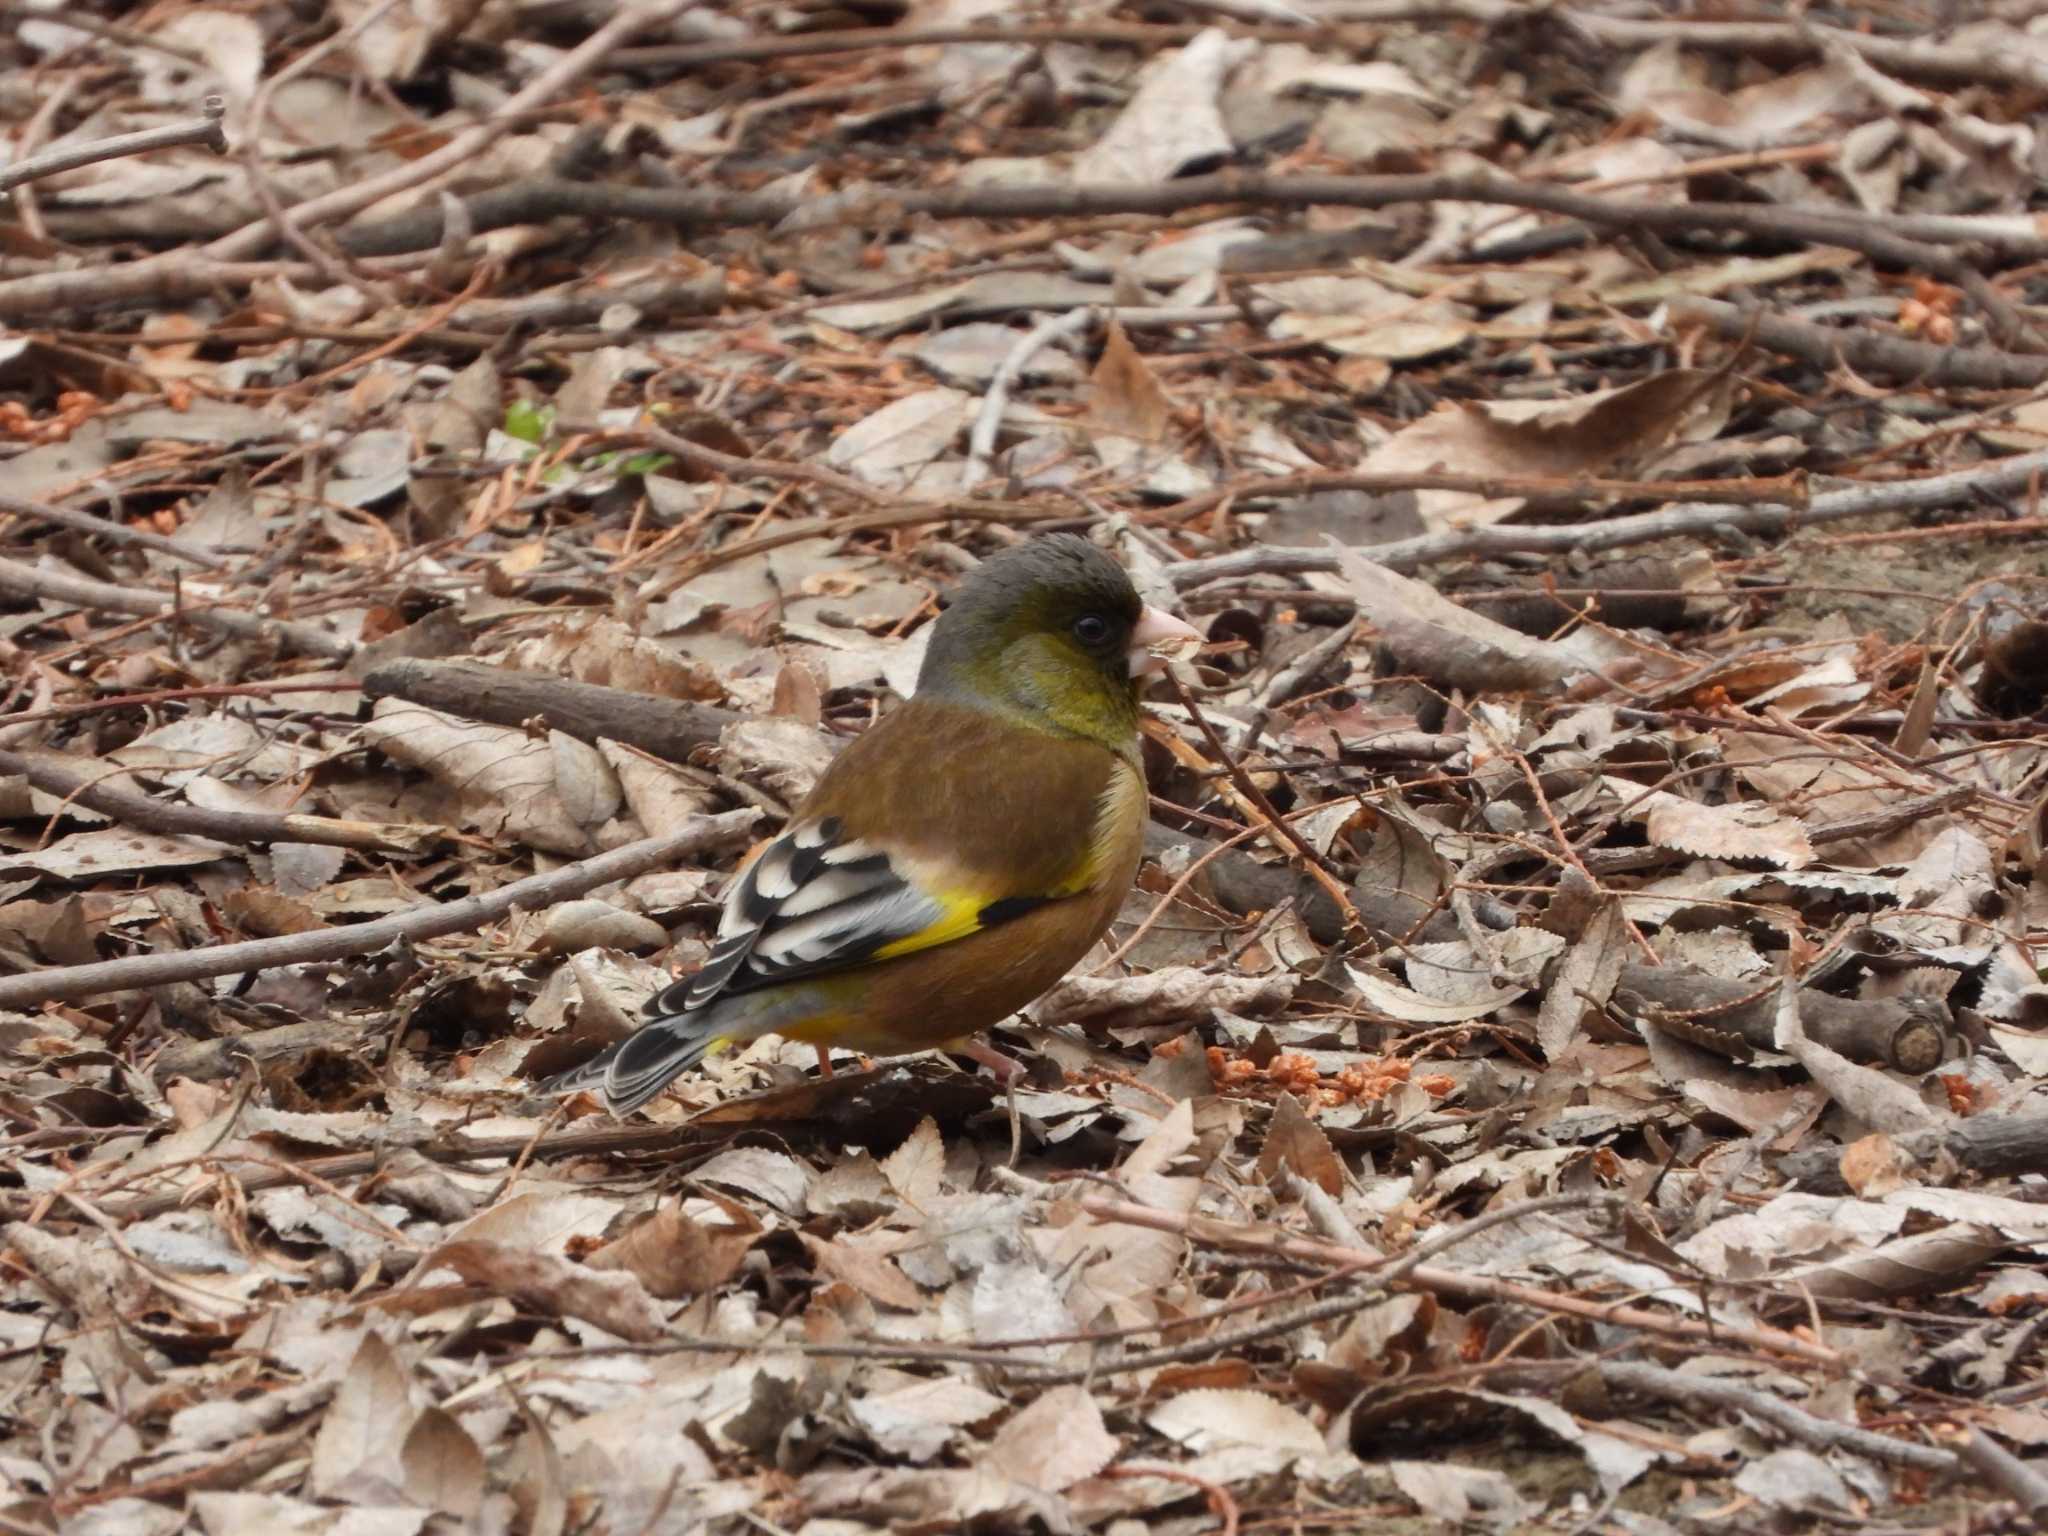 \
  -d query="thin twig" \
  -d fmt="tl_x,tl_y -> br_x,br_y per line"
0,680 -> 363,734
1012,1192 -> 1609,1384
0,492 -> 228,570
963,308 -> 1096,490
1601,1362 -> 1954,1474
1167,447 -> 2048,589
1160,470 -> 1811,525
0,809 -> 756,1010
1071,1191 -> 1842,1367
612,19 -> 1352,70
238,0 -> 410,306
639,493 -> 1088,592
0,100 -> 226,195
0,553 -> 354,661
0,3 -> 209,62
1167,672 -> 1365,937
1094,819 -> 1265,973
8,72 -> 83,243
0,746 -> 435,855
204,0 -> 693,262
1234,616 -> 1359,754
